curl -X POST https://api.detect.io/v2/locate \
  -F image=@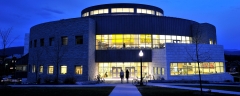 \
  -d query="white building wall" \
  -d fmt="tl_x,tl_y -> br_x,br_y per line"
152,49 -> 167,80
152,43 -> 233,81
